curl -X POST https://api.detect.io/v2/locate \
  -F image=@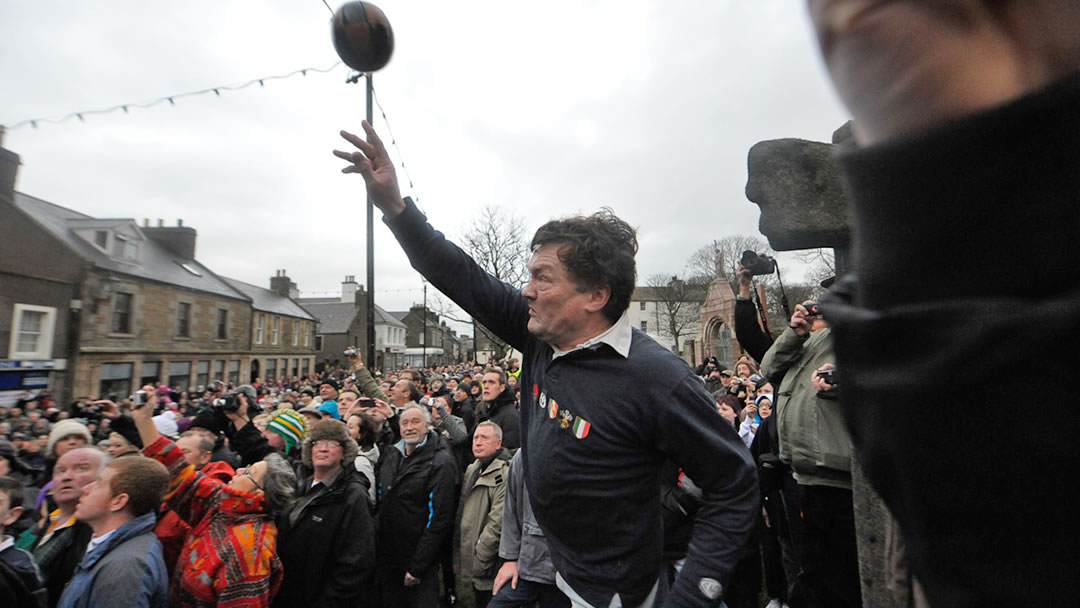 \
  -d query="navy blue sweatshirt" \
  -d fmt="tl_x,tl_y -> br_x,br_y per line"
387,200 -> 757,607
